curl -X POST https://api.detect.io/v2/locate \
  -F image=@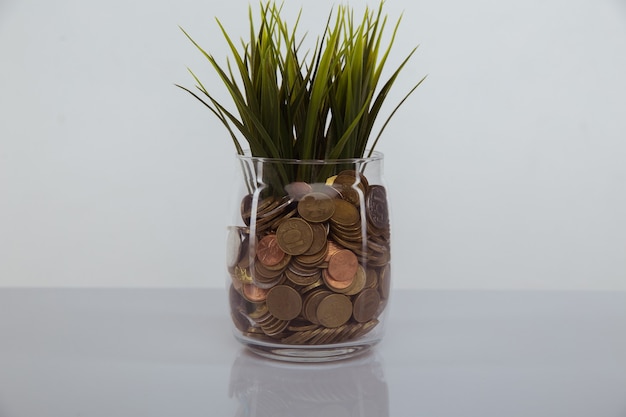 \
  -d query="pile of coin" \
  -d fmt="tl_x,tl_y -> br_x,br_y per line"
227,170 -> 391,345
